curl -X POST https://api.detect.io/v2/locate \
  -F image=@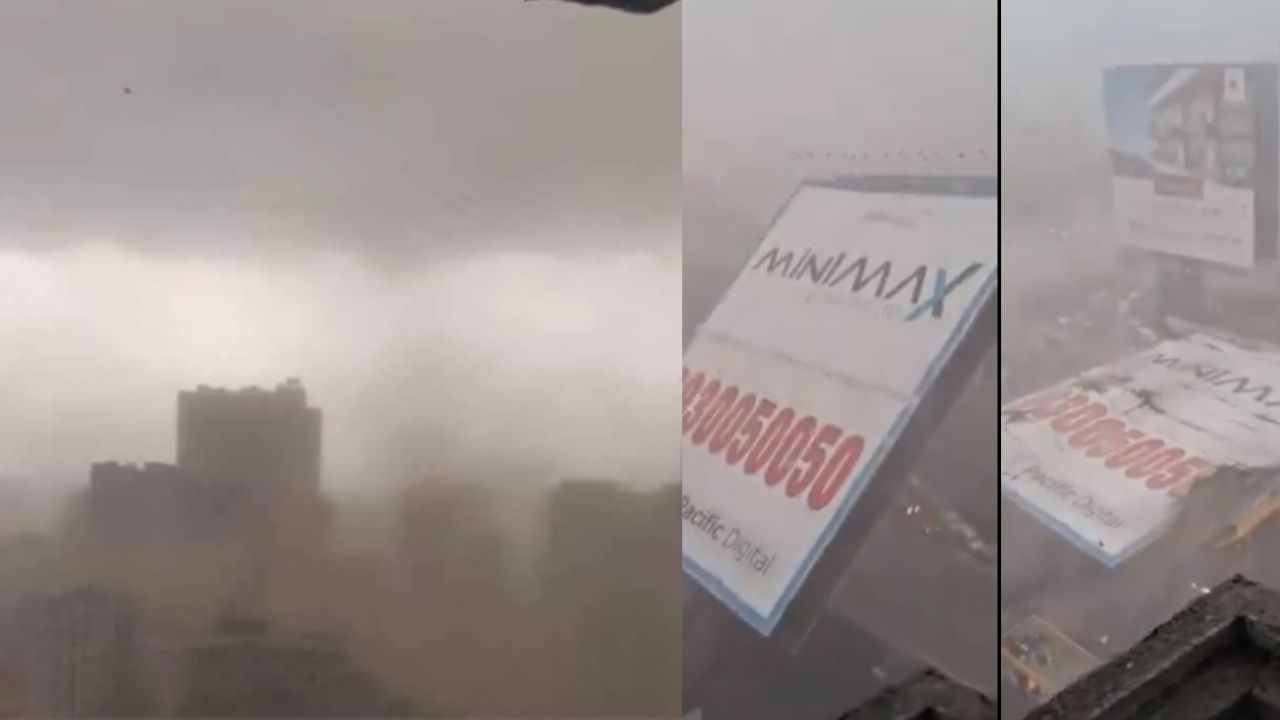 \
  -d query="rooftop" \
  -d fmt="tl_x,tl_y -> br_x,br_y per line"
1025,576 -> 1280,719
183,378 -> 309,403
834,669 -> 995,720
